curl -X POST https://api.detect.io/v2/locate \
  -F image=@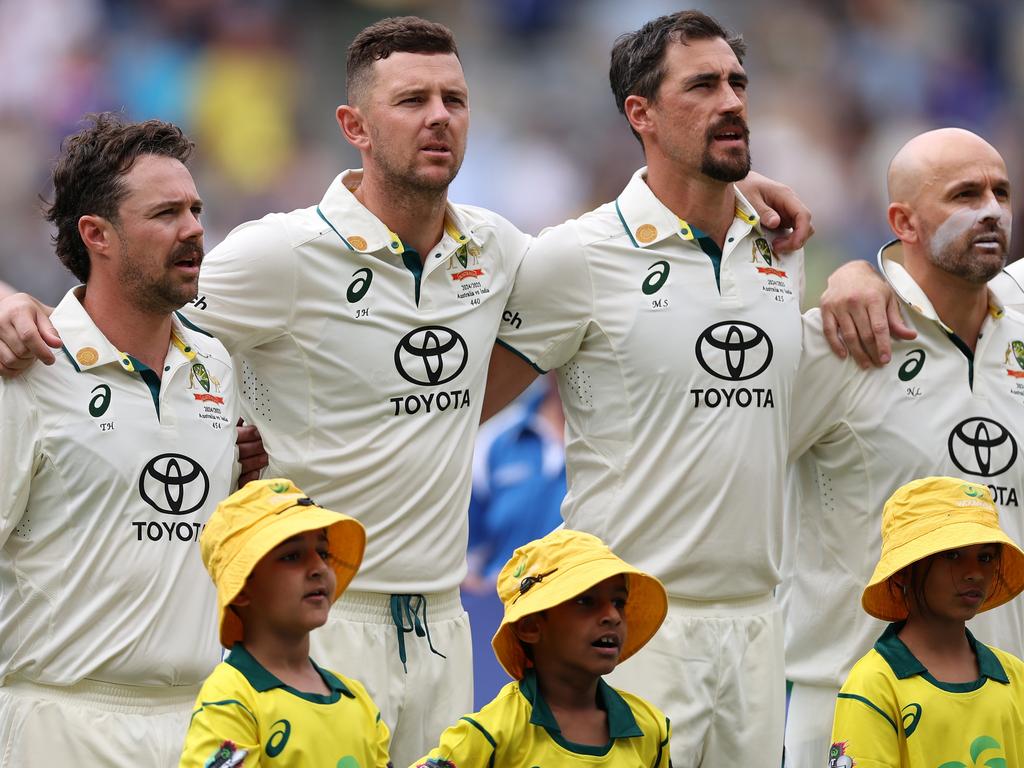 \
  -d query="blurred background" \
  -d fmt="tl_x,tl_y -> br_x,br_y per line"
3,0 -> 1022,705
3,0 -> 1023,302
